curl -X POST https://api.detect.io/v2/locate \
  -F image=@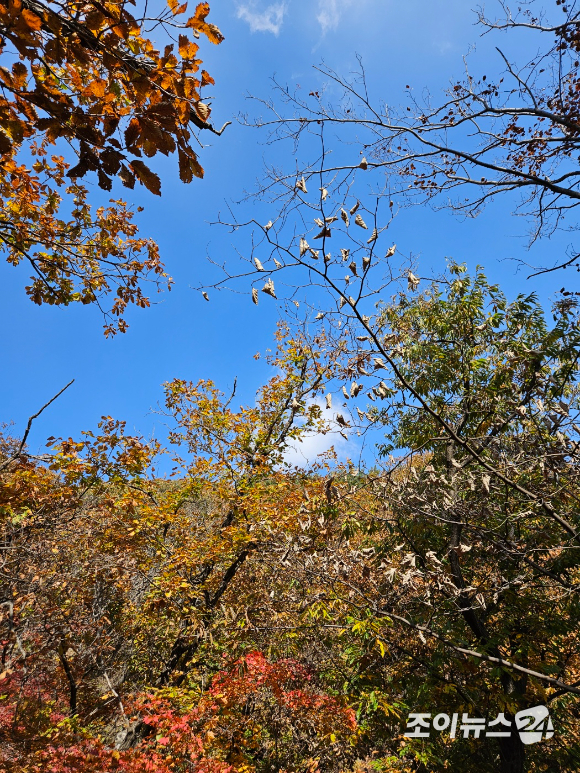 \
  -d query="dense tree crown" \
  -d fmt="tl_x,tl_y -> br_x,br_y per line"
2,277 -> 580,772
